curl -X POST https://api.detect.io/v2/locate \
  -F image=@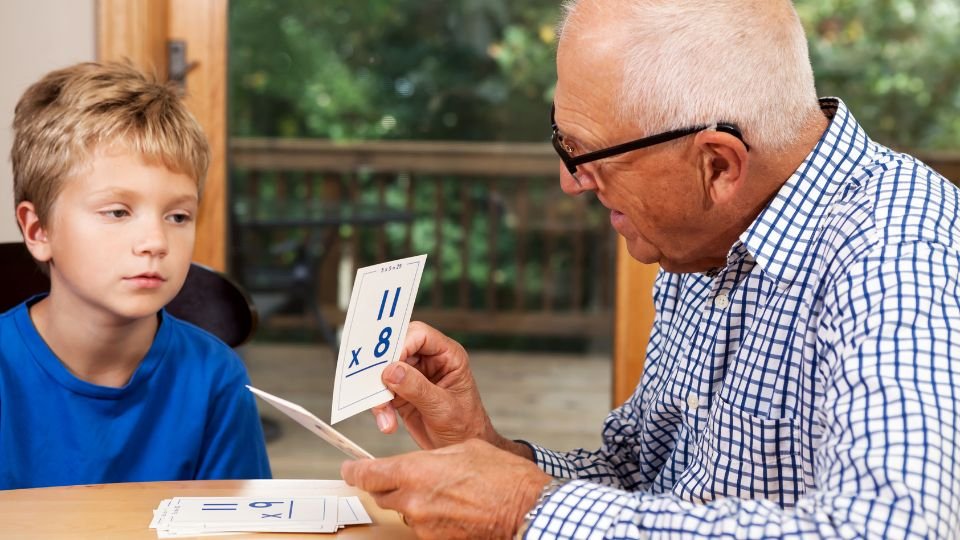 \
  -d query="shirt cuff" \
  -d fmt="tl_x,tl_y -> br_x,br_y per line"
524,479 -> 633,539
515,439 -> 579,479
